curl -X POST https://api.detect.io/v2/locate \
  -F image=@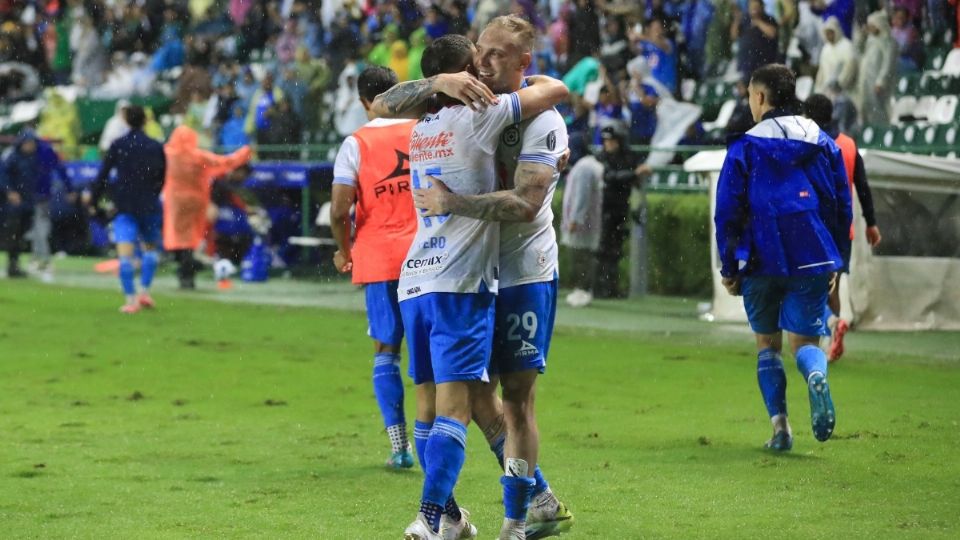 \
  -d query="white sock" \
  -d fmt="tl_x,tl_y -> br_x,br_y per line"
386,423 -> 408,453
